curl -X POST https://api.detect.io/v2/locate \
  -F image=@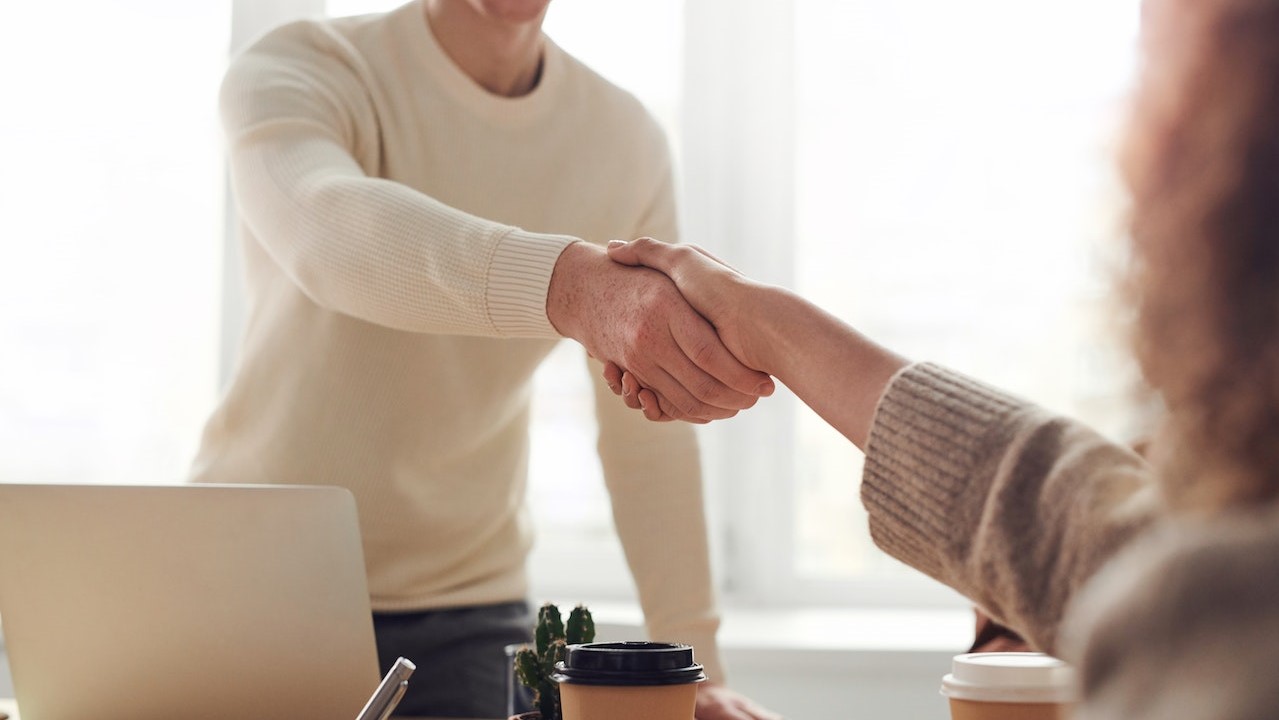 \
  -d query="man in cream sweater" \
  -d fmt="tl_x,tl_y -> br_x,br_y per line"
191,0 -> 777,718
